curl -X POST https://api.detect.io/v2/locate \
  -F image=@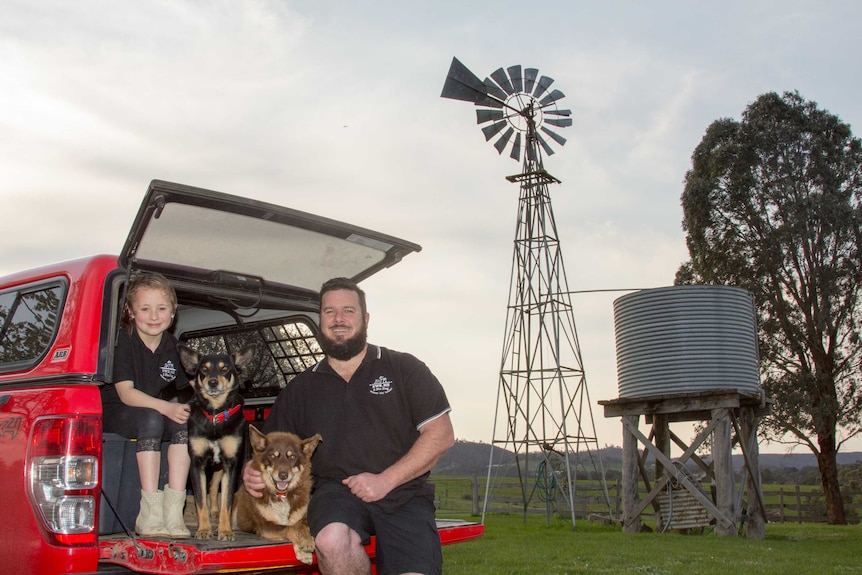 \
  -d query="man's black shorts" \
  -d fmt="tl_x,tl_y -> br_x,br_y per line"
308,480 -> 442,575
